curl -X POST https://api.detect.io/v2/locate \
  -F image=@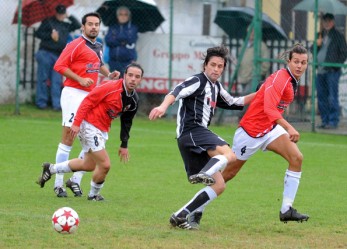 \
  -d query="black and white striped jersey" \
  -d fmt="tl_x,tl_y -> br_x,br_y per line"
170,72 -> 244,138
